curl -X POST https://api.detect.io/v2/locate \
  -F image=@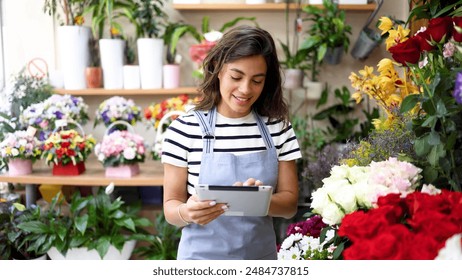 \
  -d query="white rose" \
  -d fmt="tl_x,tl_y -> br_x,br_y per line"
329,185 -> 358,214
319,202 -> 344,226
